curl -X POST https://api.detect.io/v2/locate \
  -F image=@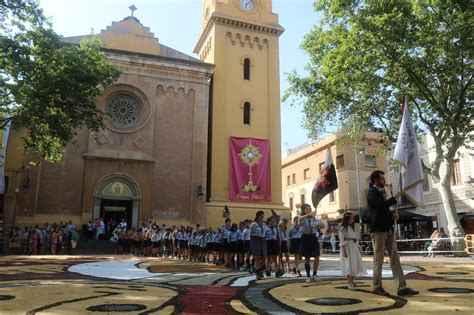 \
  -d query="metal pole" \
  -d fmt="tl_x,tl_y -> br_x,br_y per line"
354,145 -> 363,239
